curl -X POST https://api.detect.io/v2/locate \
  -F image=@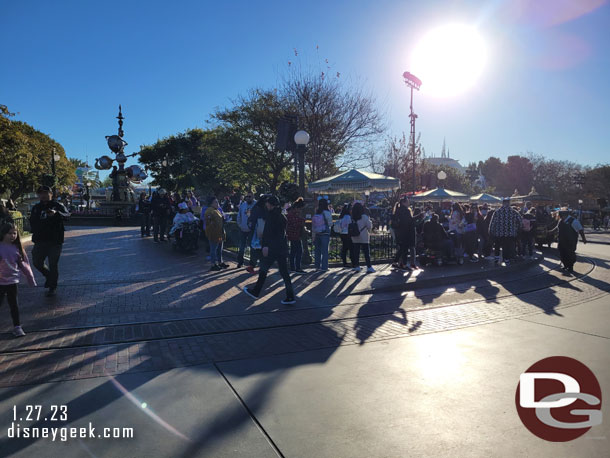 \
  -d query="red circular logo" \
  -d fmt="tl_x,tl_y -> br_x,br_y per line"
515,356 -> 602,442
